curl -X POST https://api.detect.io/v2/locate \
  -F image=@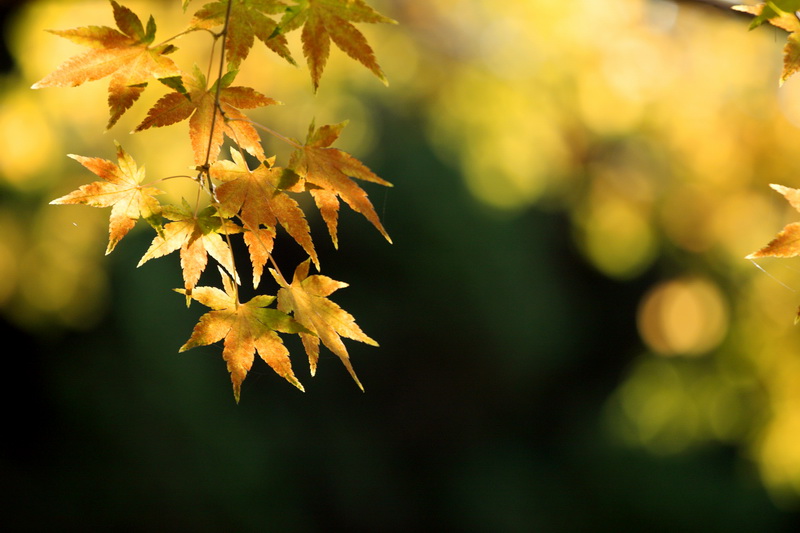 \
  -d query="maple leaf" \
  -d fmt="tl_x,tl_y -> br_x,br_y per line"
135,67 -> 277,165
31,0 -> 183,128
272,0 -> 396,91
736,1 -> 800,29
192,0 -> 295,68
212,147 -> 318,285
51,142 -> 163,254
747,184 -> 800,258
289,120 -> 391,247
271,258 -> 377,391
734,2 -> 800,84
179,268 -> 307,402
138,200 -> 242,295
